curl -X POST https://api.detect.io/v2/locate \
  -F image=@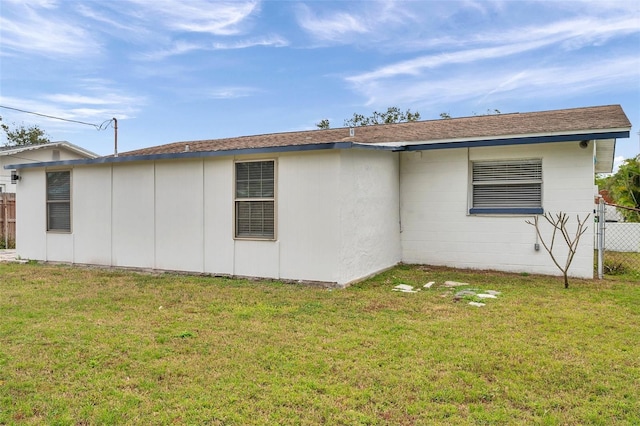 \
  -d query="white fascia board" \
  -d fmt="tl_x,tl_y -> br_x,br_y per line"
52,141 -> 99,158
0,141 -> 98,158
